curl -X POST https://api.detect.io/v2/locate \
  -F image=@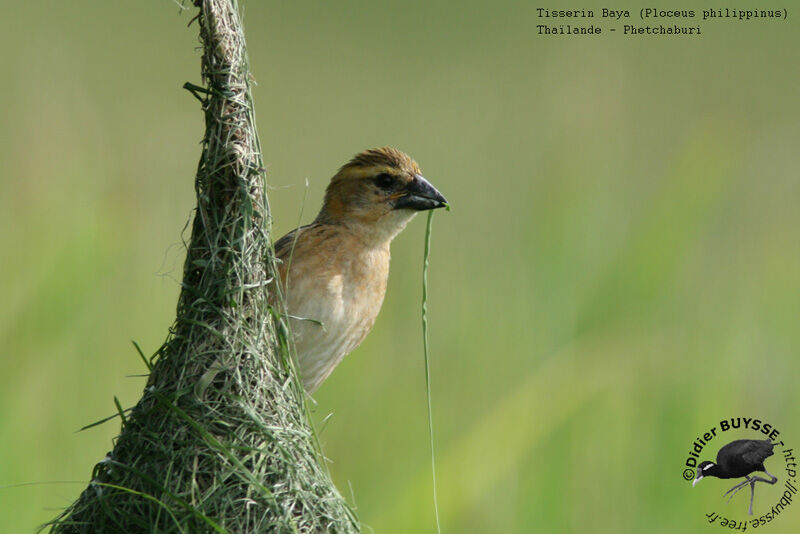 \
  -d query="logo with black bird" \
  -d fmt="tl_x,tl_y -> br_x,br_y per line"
693,438 -> 778,515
